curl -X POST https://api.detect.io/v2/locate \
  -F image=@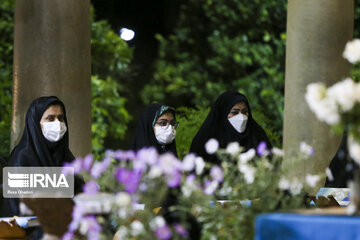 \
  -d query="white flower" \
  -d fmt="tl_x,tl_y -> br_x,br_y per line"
210,166 -> 224,182
239,164 -> 256,184
159,153 -> 182,174
305,83 -> 340,125
195,157 -> 205,175
115,192 -> 131,207
238,148 -> 256,164
205,138 -> 219,154
327,78 -> 360,112
271,147 -> 284,157
305,174 -> 320,188
325,168 -> 334,182
150,216 -> 166,229
130,220 -> 144,236
204,181 -> 219,195
290,179 -> 303,195
148,165 -> 162,178
115,226 -> 128,239
181,175 -> 197,197
182,153 -> 196,171
278,177 -> 291,190
348,135 -> 360,165
226,142 -> 240,155
300,142 -> 314,156
343,39 -> 360,63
